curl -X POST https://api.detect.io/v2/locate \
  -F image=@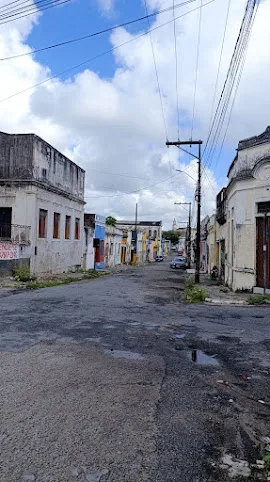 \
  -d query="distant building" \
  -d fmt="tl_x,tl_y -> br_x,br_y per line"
84,214 -> 106,270
0,132 -> 85,275
115,220 -> 162,263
